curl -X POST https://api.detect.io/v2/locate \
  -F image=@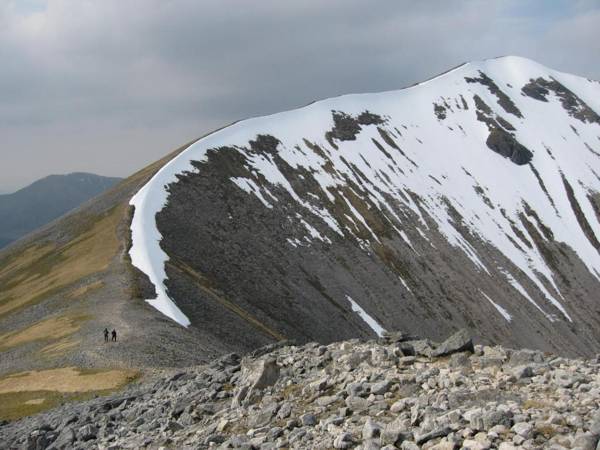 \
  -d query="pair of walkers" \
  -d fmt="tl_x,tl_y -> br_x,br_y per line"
103,328 -> 117,342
